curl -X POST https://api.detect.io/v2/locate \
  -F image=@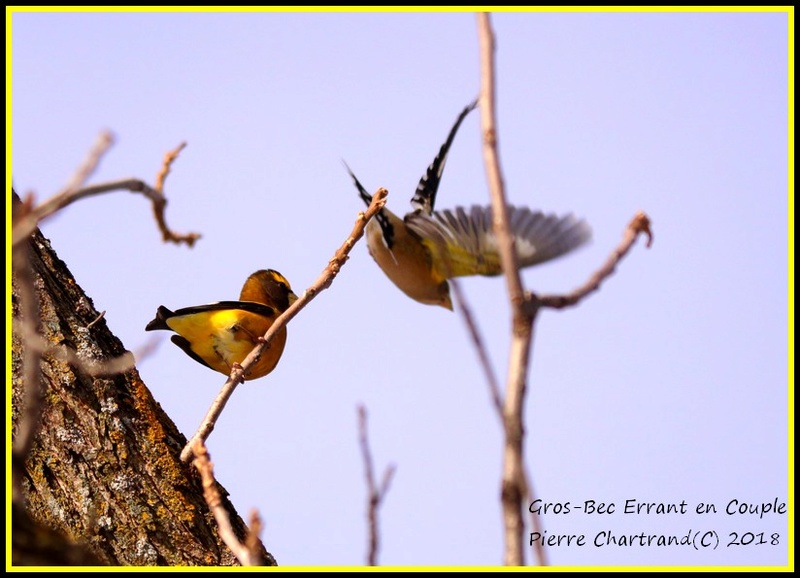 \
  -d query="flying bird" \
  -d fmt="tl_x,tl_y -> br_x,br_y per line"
346,100 -> 591,310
